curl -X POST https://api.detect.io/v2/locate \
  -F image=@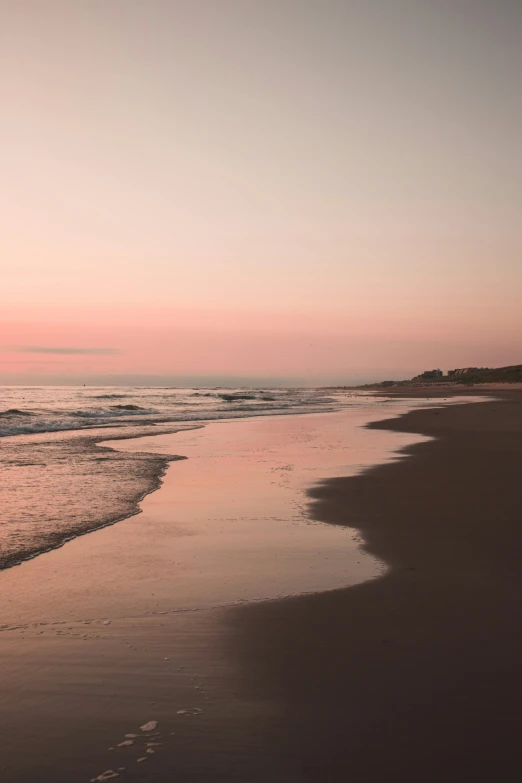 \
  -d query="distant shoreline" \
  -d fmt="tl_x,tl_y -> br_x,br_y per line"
323,381 -> 522,392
